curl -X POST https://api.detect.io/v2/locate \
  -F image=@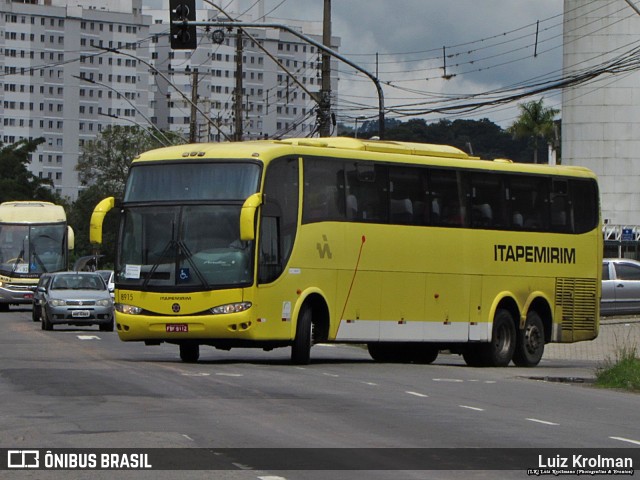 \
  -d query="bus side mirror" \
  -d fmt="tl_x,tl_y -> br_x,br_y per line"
240,193 -> 262,241
90,197 -> 115,245
67,226 -> 75,251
